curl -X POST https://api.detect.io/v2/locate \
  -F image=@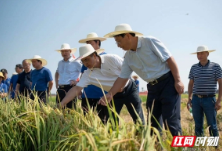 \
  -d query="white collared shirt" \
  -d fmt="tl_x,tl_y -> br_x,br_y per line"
56,57 -> 82,85
77,54 -> 129,92
119,36 -> 171,82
